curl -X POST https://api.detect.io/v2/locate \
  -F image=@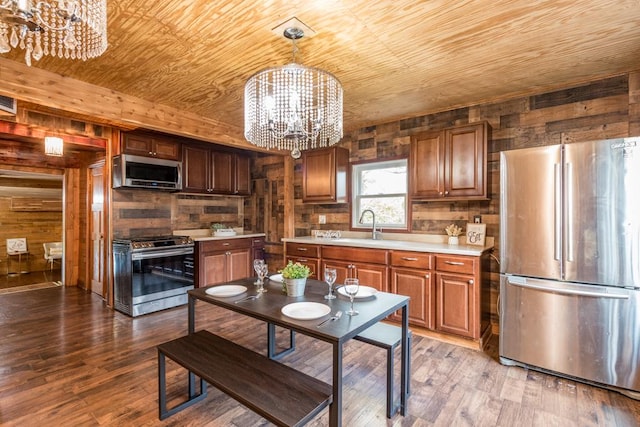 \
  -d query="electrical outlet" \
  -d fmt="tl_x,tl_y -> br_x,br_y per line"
473,215 -> 482,224
319,214 -> 327,224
